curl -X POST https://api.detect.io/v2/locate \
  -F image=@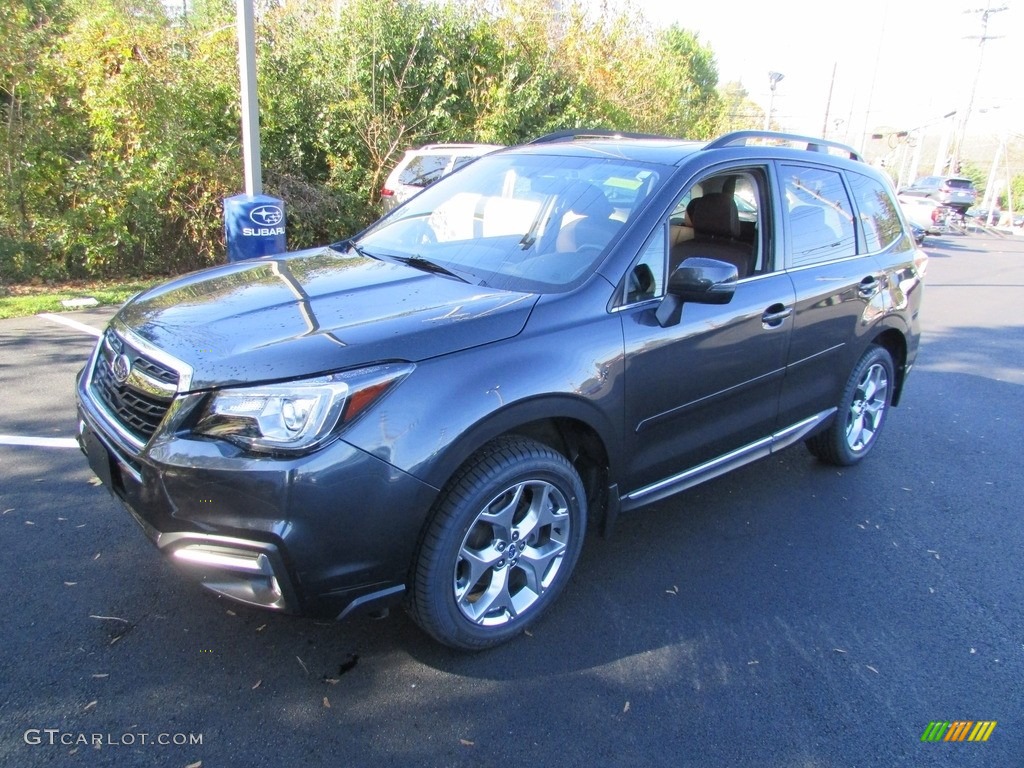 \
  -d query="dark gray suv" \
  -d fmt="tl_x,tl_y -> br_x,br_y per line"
77,130 -> 926,650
